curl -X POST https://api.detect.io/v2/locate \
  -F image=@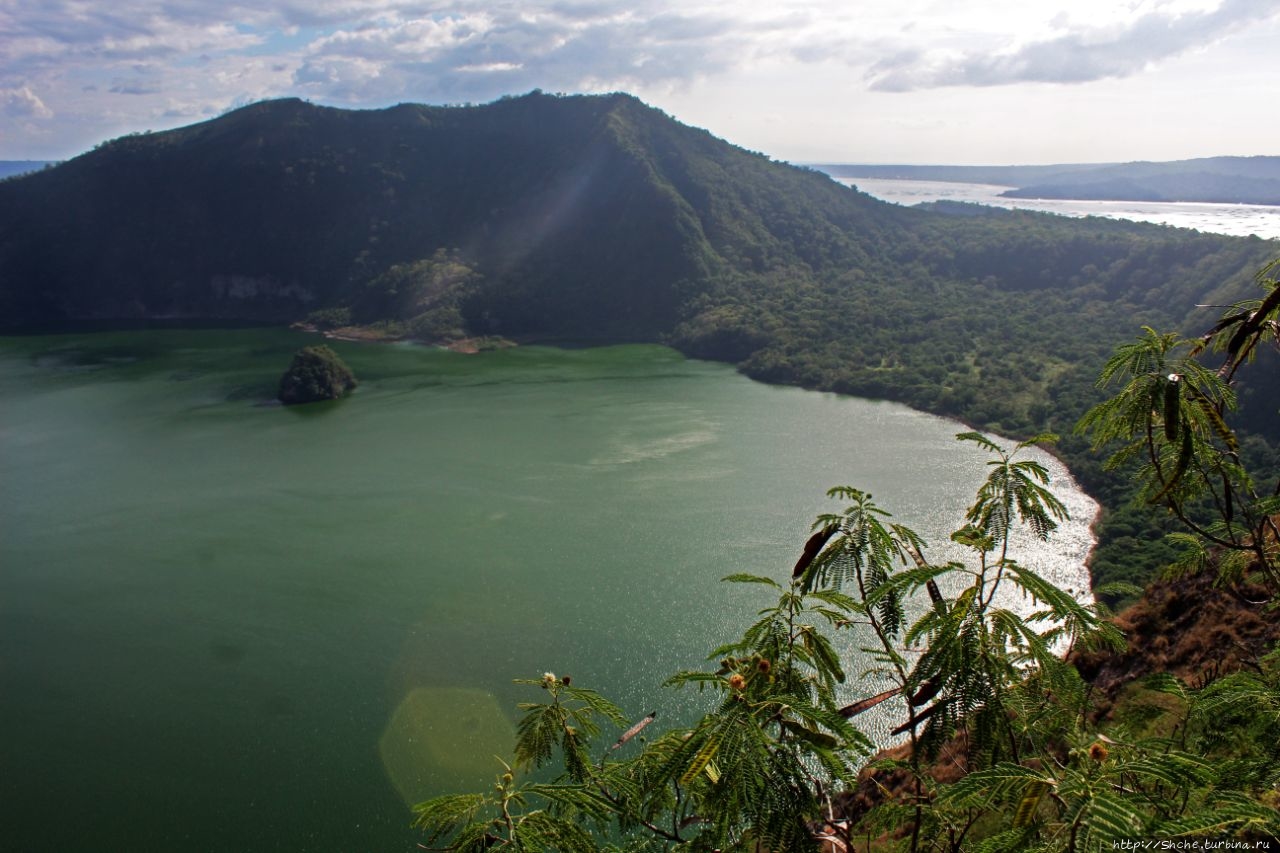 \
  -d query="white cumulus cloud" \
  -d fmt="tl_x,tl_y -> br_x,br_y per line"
867,0 -> 1280,90
1,0 -> 1278,160
2,85 -> 53,118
